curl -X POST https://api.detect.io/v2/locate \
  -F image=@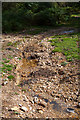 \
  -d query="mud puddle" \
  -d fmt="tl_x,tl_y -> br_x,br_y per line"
15,56 -> 38,85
